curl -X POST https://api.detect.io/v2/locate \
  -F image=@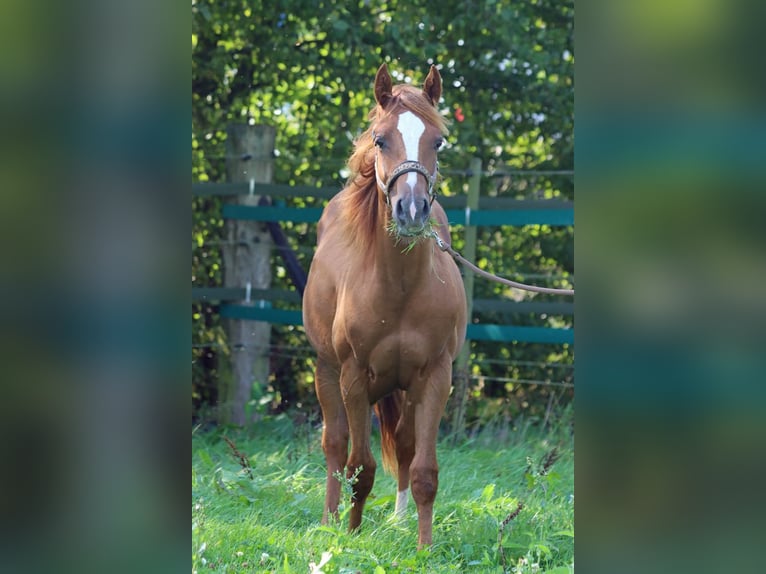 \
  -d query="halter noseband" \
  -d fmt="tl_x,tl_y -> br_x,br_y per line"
375,156 -> 439,205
